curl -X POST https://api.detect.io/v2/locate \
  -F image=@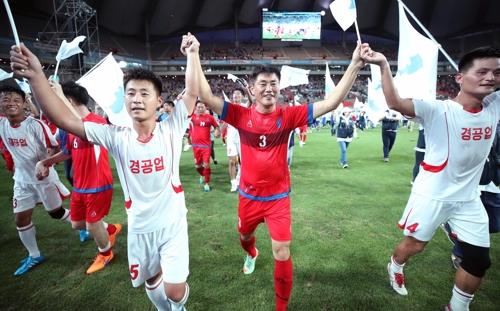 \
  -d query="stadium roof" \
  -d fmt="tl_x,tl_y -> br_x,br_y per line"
2,0 -> 500,42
